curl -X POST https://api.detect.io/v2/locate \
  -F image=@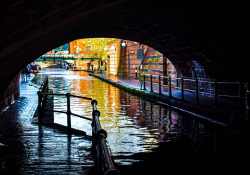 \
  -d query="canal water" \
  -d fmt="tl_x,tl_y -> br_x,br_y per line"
36,68 -> 249,175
